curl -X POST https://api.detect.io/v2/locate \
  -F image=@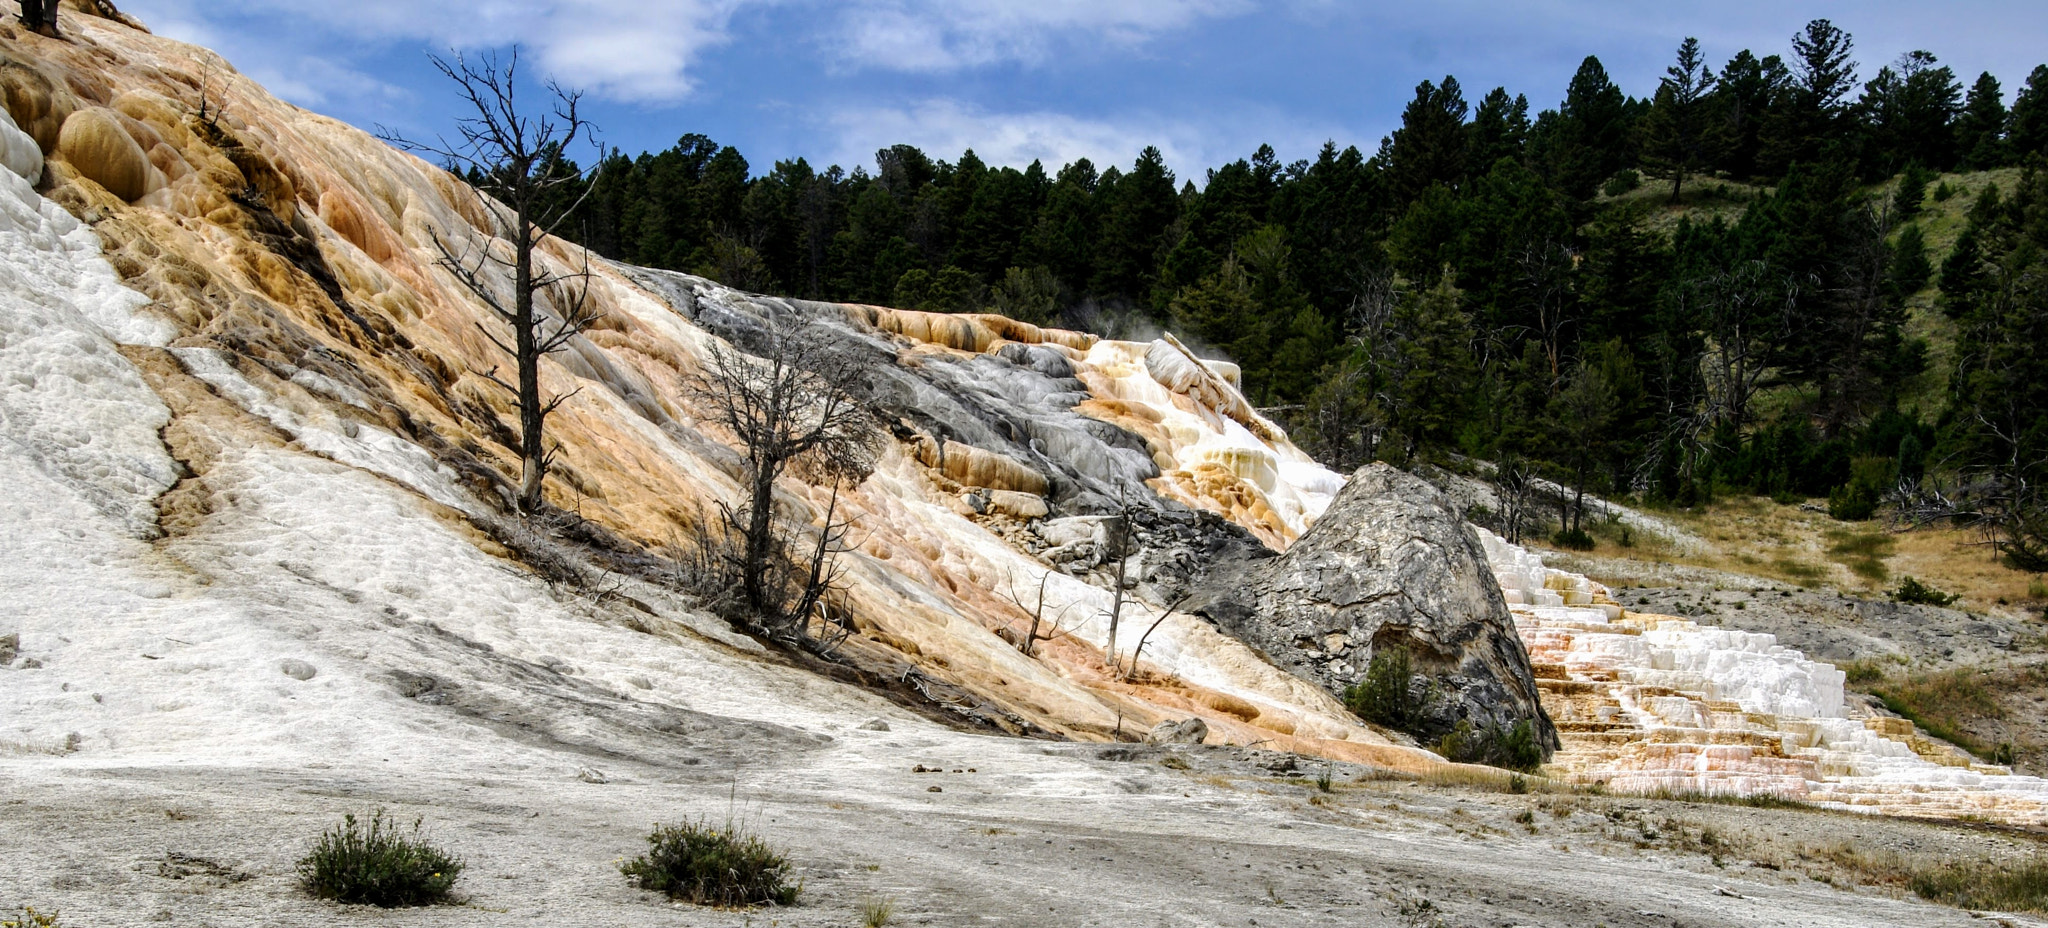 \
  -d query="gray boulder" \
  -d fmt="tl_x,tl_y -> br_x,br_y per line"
1146,717 -> 1209,744
1196,464 -> 1556,755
